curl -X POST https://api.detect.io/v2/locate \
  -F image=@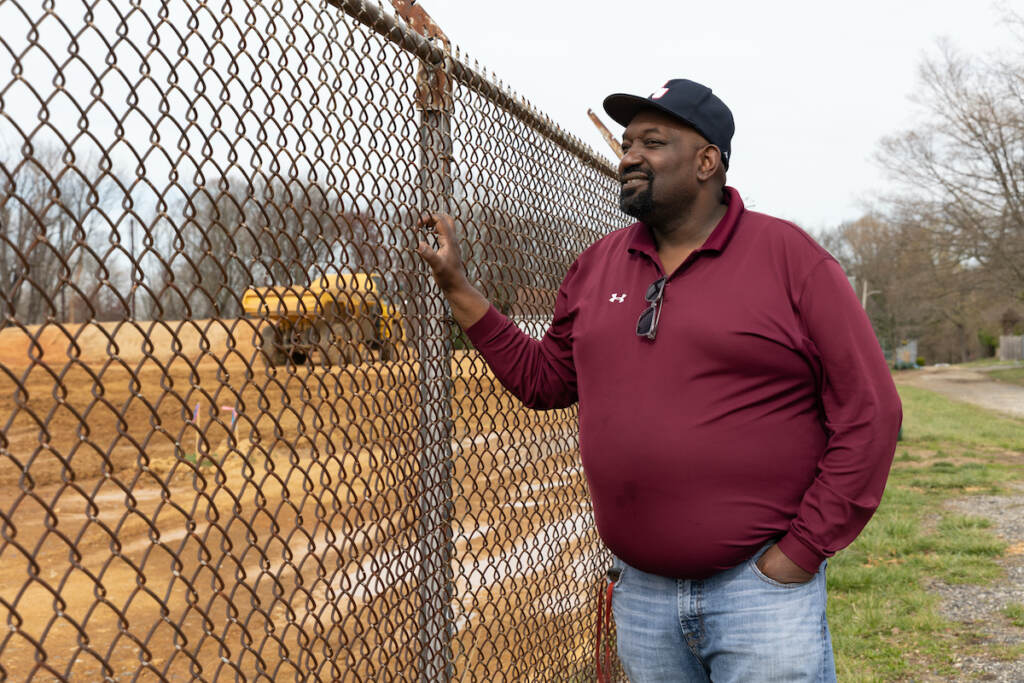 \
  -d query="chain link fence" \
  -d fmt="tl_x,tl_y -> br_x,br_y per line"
0,0 -> 627,679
